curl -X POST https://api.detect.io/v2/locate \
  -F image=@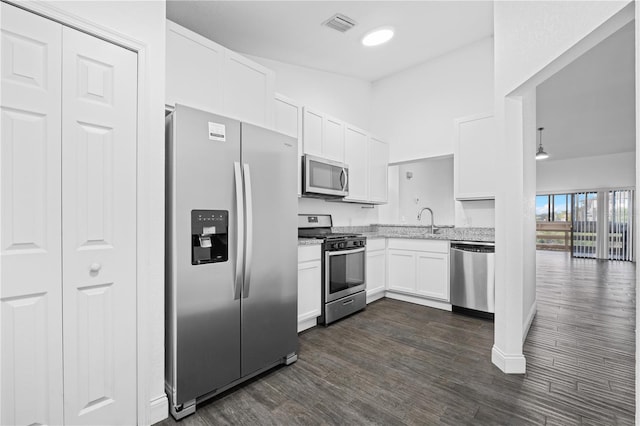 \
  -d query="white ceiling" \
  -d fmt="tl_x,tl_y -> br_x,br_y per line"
166,1 -> 494,82
536,21 -> 635,161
